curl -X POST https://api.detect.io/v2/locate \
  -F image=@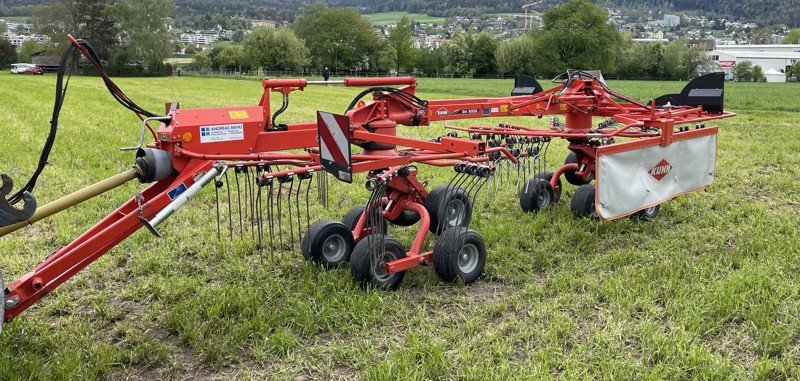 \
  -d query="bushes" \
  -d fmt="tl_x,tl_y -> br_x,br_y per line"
733,60 -> 766,82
